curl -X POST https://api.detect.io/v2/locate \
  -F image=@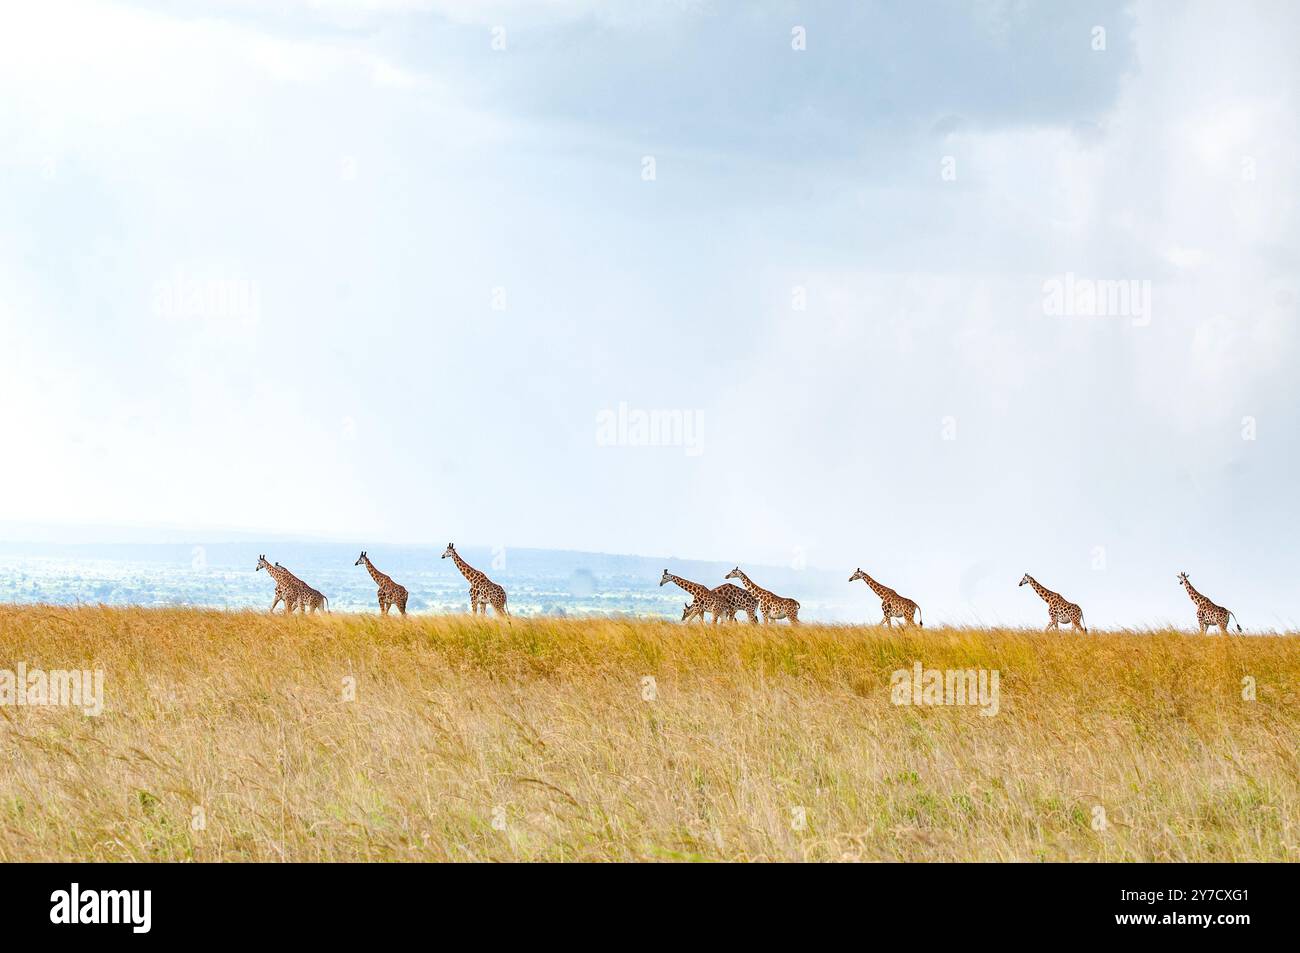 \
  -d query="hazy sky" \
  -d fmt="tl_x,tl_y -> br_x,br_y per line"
1,1 -> 1296,627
